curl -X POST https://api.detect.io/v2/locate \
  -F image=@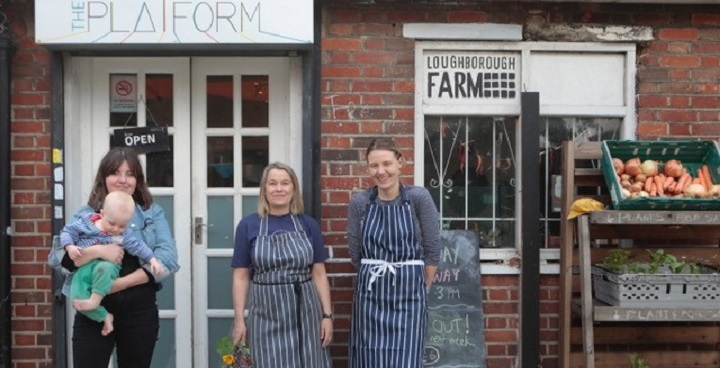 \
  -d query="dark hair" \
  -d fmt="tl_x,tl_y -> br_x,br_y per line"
87,147 -> 153,211
257,162 -> 304,216
366,138 -> 403,161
